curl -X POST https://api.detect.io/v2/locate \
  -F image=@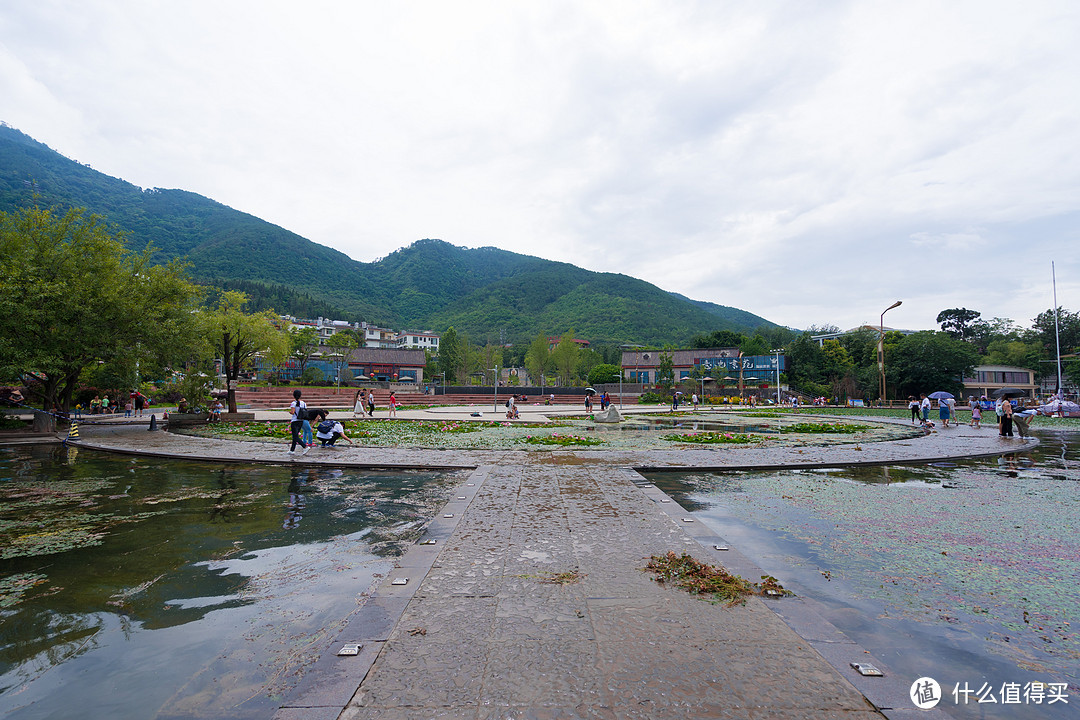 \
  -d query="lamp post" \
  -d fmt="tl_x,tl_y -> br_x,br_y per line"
878,301 -> 902,406
492,367 -> 499,412
436,372 -> 445,396
700,376 -> 712,407
772,349 -> 783,405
